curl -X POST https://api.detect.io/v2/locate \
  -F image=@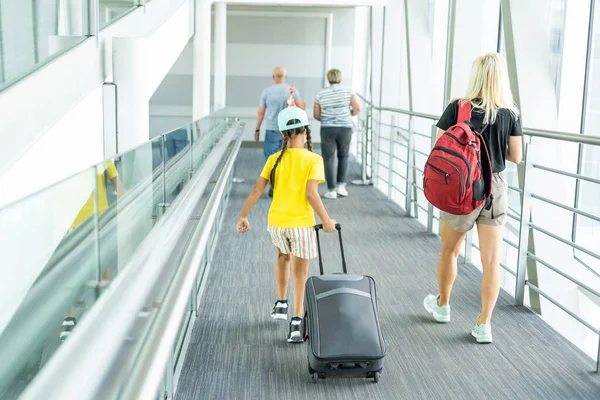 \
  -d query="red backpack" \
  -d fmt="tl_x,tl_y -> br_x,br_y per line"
423,101 -> 493,215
